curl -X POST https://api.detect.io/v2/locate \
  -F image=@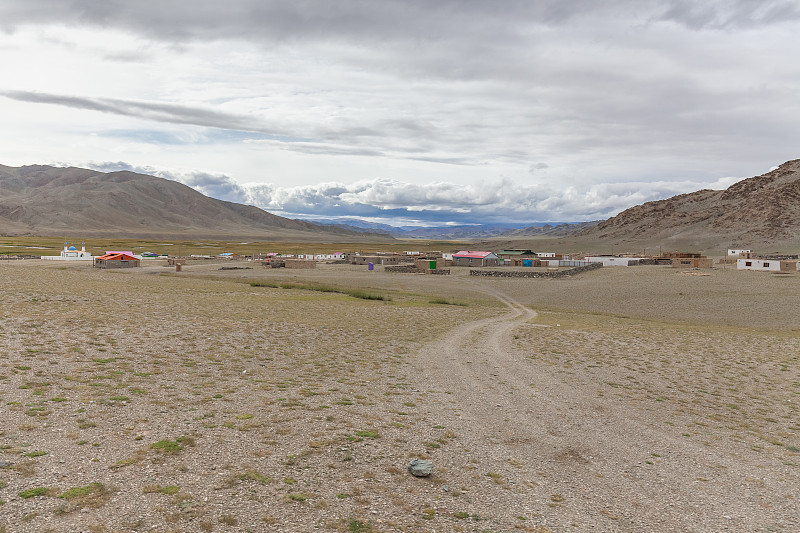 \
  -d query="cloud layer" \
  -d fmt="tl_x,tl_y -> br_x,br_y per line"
1,1 -> 798,224
88,161 -> 743,225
